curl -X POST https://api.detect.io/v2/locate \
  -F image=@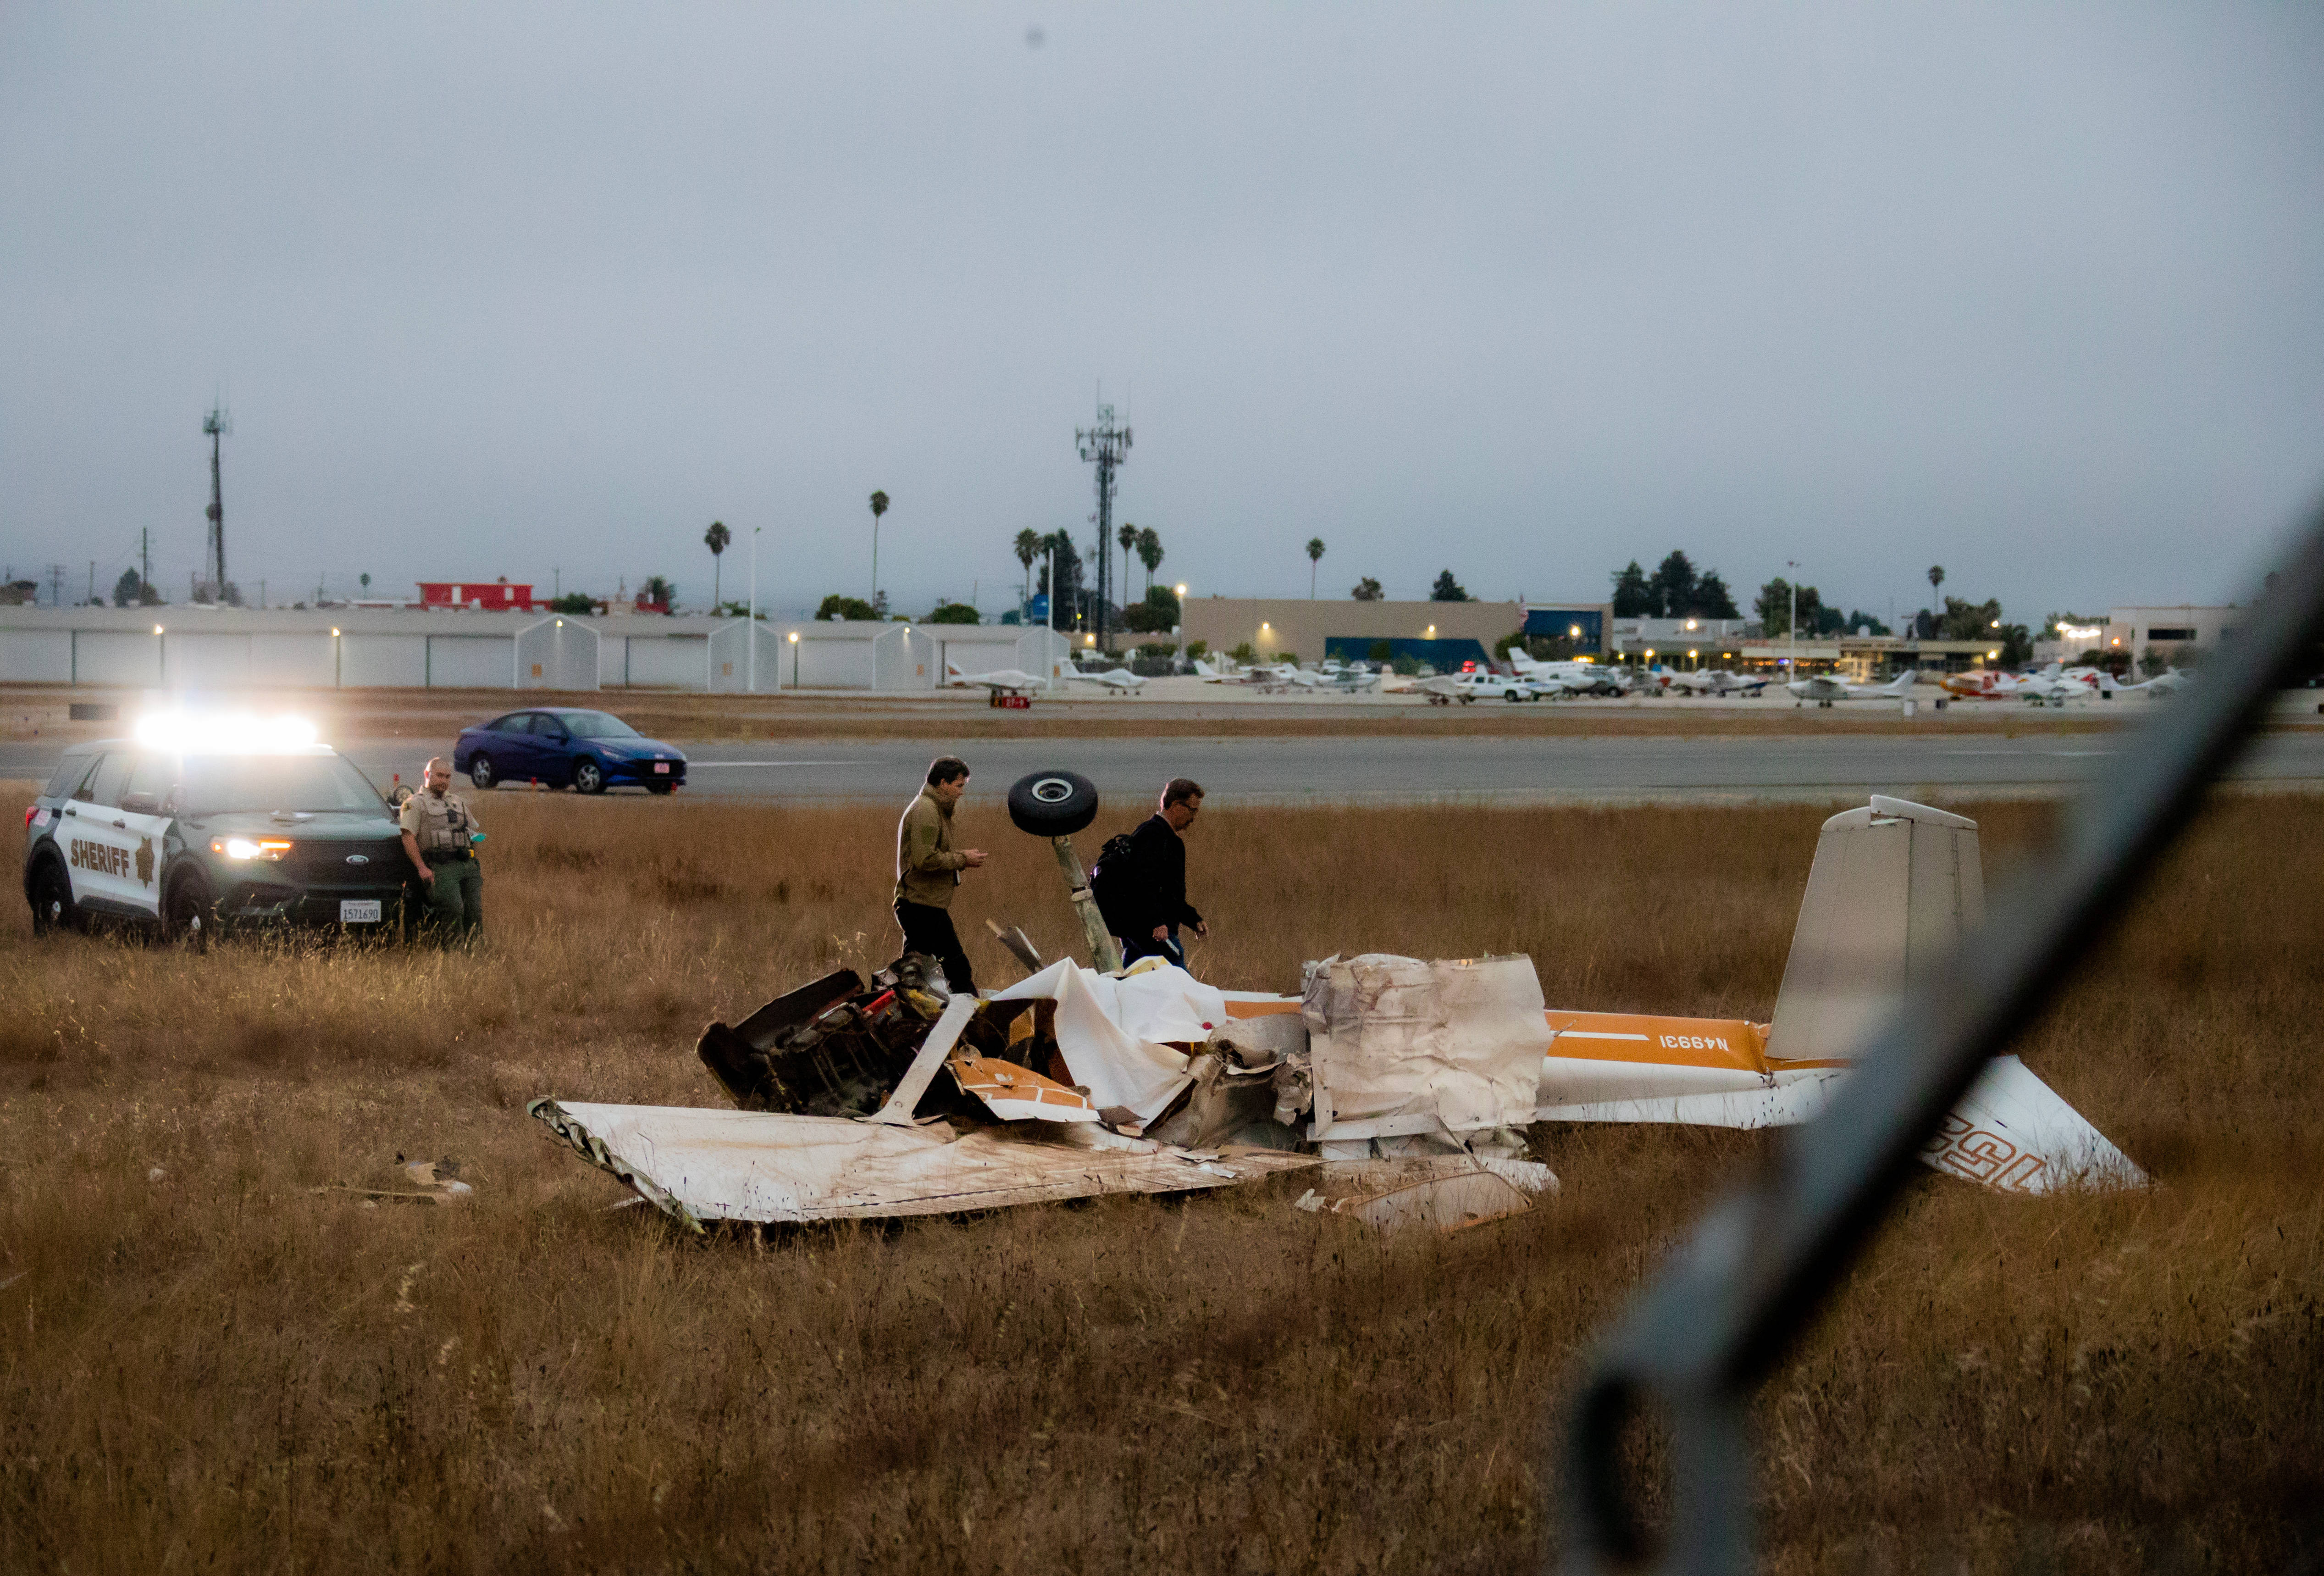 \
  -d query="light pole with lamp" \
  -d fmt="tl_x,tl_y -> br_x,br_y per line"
1787,559 -> 1800,679
747,526 -> 762,693
788,630 -> 799,689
